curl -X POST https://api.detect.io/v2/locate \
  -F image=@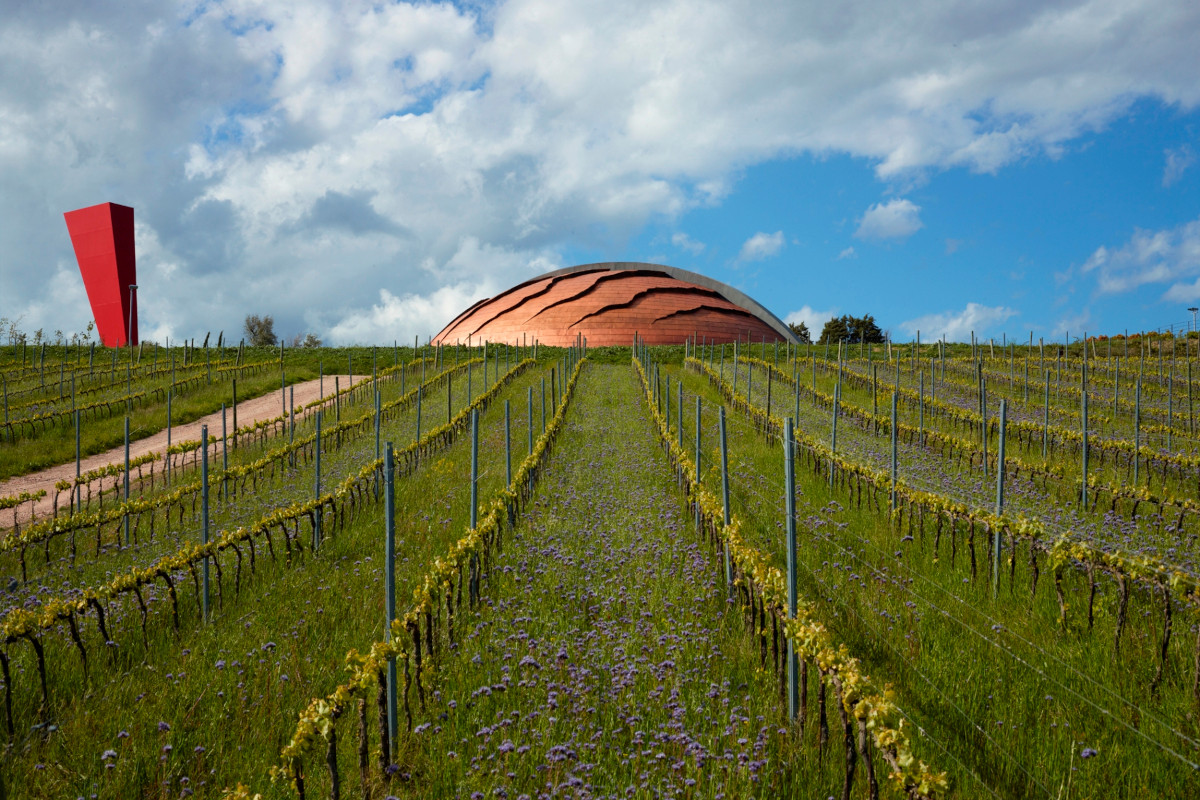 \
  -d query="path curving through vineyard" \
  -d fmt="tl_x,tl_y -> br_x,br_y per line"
0,374 -> 369,531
